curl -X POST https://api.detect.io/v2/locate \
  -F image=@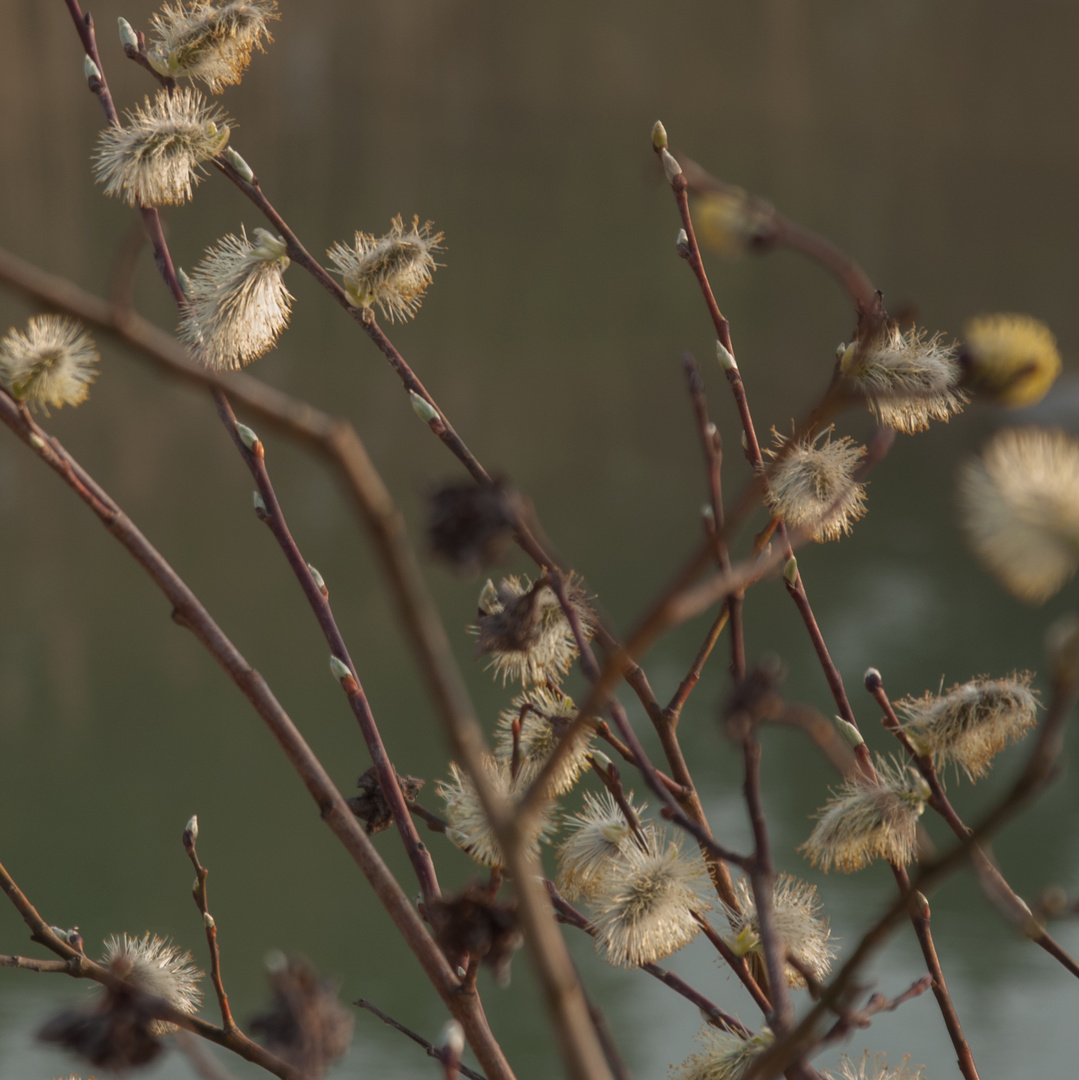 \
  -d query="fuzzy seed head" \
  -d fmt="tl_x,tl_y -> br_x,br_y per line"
843,326 -> 967,433
719,874 -> 835,989
178,227 -> 293,370
0,316 -> 99,412
672,1025 -> 775,1080
327,215 -> 443,323
93,88 -> 230,206
101,933 -> 203,1034
961,313 -> 1061,408
763,427 -> 868,542
437,757 -> 555,868
825,1051 -> 926,1080
147,1 -> 279,92
590,831 -> 711,967
897,673 -> 1039,781
494,686 -> 595,795
959,427 -> 1079,603
472,574 -> 593,686
800,756 -> 929,873
557,789 -> 648,900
